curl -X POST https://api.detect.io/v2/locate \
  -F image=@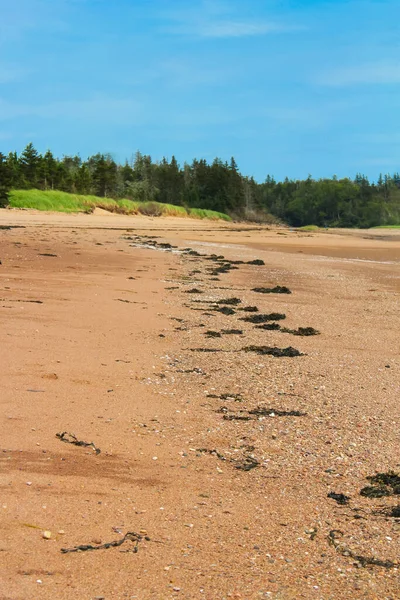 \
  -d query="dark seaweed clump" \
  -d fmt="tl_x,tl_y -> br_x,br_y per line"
205,330 -> 222,338
240,313 -> 286,323
247,259 -> 265,266
328,492 -> 350,506
285,326 -> 320,336
242,345 -> 302,357
221,329 -> 243,335
360,471 -> 400,498
216,297 -> 241,306
242,346 -> 303,358
209,263 -> 238,276
185,288 -> 203,294
256,323 -> 281,331
252,286 -> 291,294
249,406 -> 306,417
213,306 -> 236,316
238,306 -> 259,313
